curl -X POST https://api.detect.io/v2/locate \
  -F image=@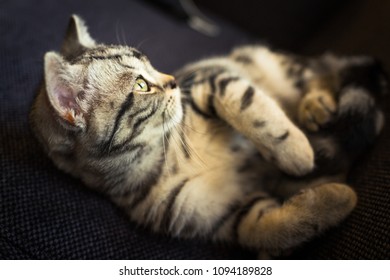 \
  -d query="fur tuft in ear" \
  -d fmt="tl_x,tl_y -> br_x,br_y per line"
61,14 -> 96,60
44,51 -> 86,129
